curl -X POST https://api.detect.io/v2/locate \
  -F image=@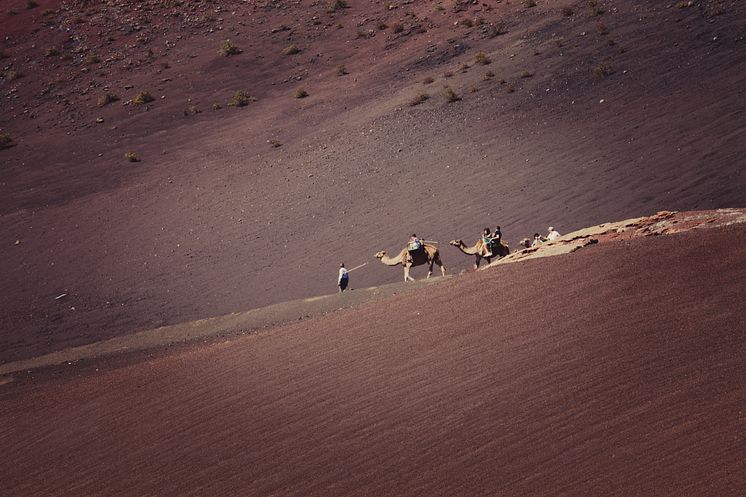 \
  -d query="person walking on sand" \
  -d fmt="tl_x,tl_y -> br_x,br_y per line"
338,263 -> 349,292
547,226 -> 561,241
